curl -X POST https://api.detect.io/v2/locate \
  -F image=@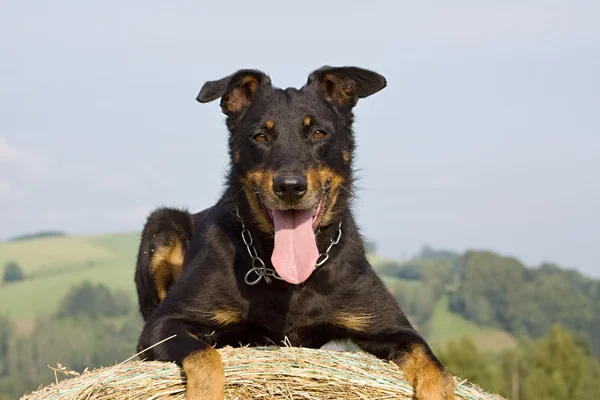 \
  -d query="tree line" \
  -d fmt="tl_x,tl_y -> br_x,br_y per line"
0,282 -> 141,399
437,324 -> 600,400
376,248 -> 600,360
448,251 -> 600,358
